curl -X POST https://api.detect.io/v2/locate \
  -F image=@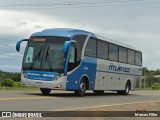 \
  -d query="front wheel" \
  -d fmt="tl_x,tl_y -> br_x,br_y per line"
74,79 -> 86,97
40,88 -> 51,95
117,82 -> 130,95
